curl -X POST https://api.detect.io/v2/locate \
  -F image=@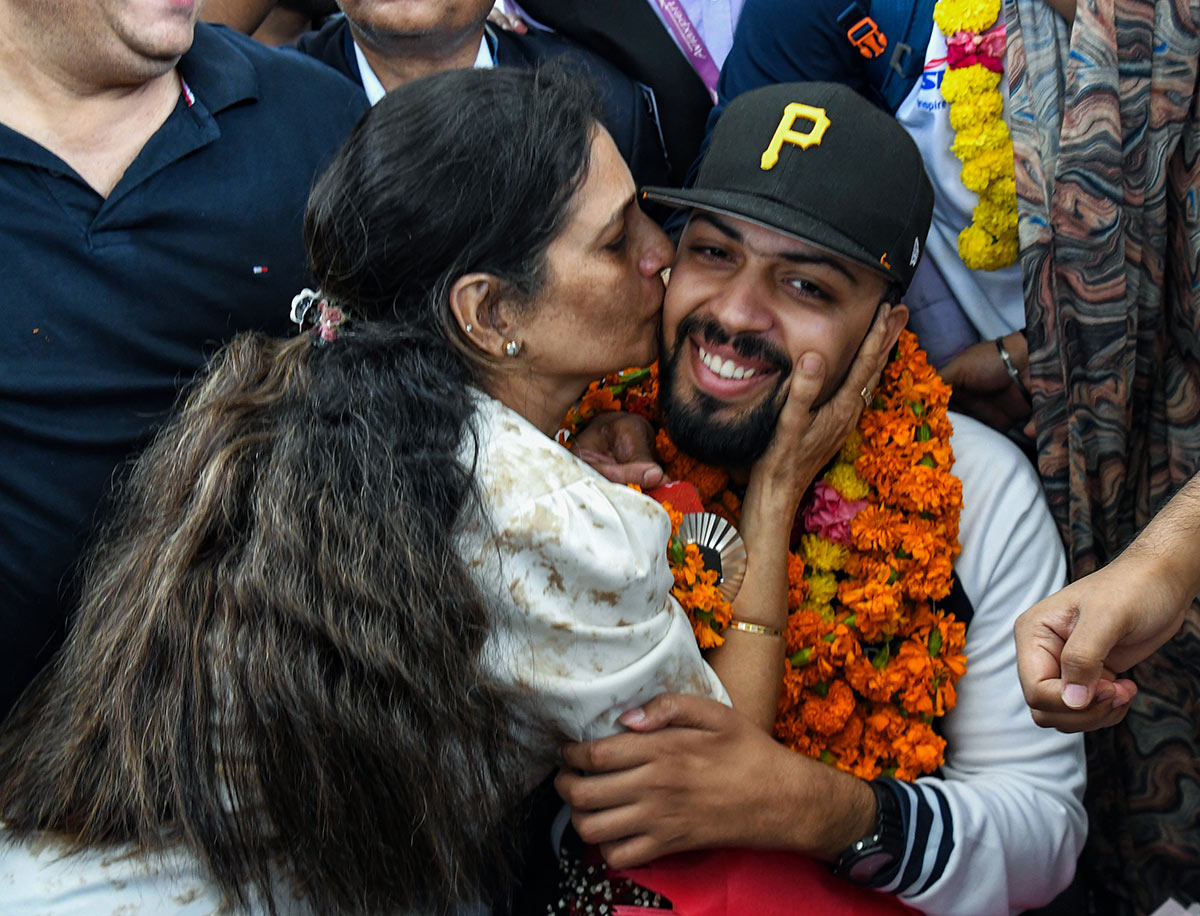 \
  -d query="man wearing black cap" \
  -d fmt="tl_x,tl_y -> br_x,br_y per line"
556,83 -> 1086,915
645,81 -> 928,469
